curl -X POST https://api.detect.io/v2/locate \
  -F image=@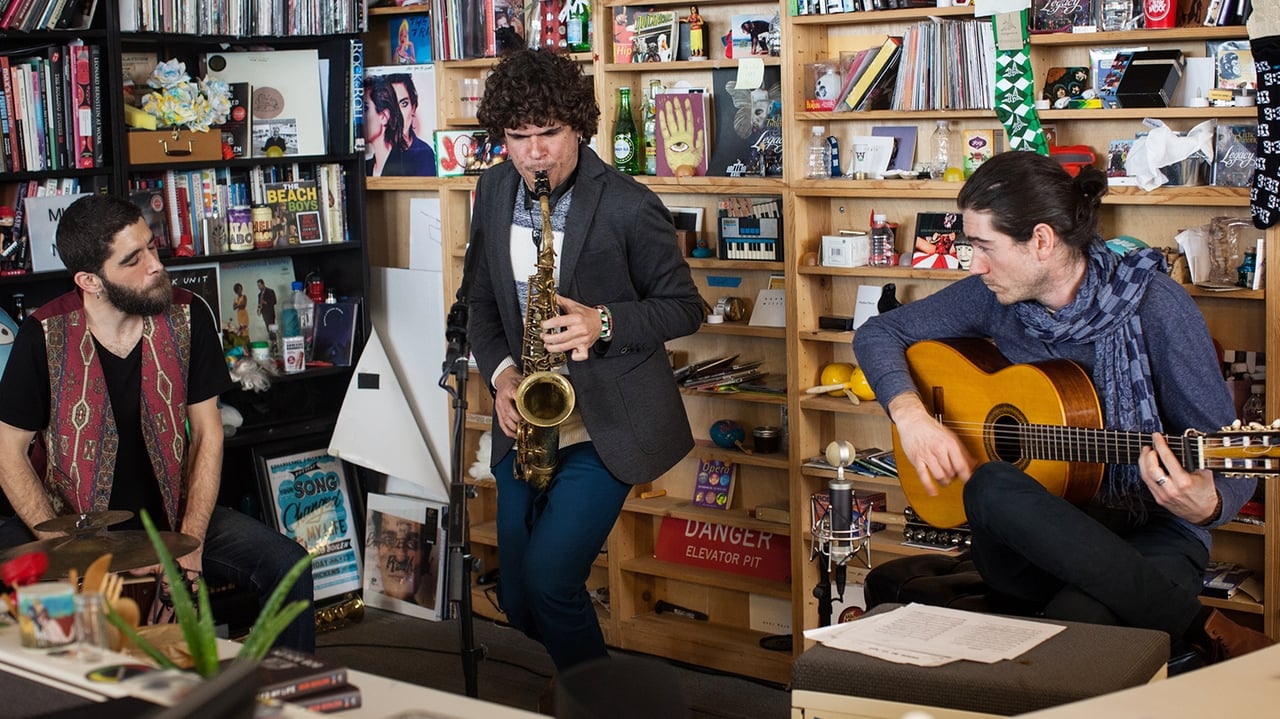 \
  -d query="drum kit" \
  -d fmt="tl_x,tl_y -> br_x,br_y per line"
0,510 -> 199,576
